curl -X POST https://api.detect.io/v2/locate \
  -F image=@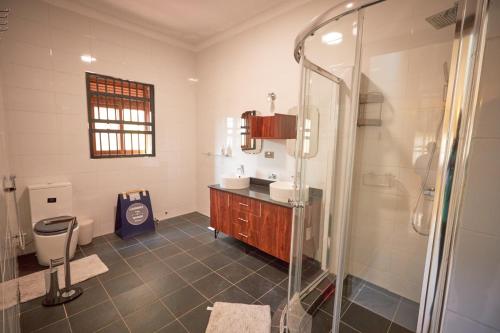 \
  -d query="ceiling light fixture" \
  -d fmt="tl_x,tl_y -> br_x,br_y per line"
346,2 -> 354,9
321,32 -> 343,45
187,78 -> 199,82
80,54 -> 96,63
